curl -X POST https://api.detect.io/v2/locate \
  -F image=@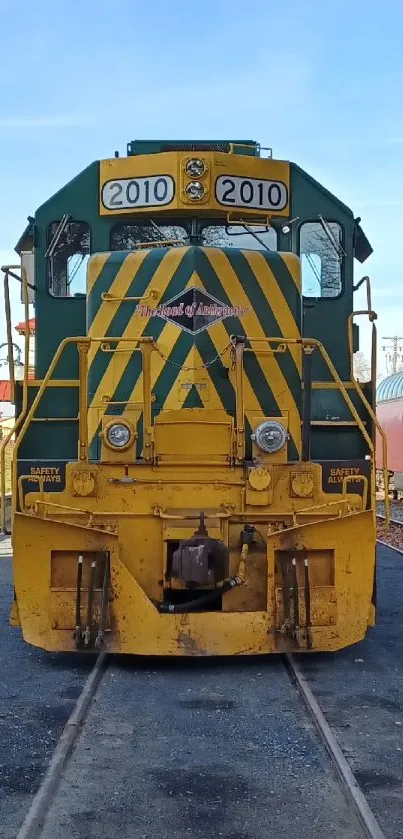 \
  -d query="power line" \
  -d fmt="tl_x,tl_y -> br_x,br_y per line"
382,336 -> 403,374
